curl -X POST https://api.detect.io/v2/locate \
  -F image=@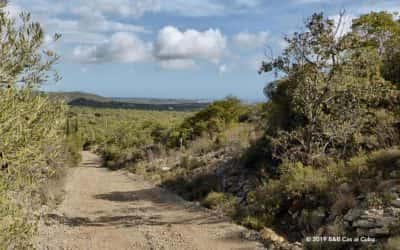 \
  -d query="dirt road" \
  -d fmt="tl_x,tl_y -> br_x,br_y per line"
36,151 -> 265,250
